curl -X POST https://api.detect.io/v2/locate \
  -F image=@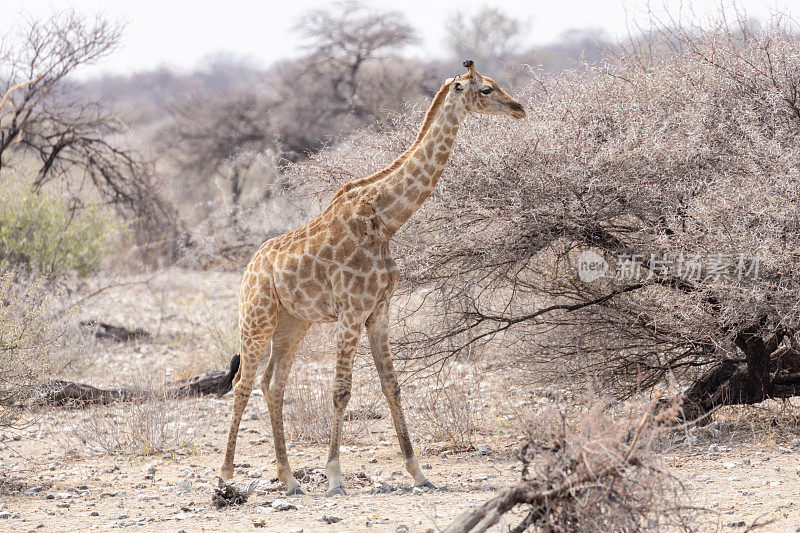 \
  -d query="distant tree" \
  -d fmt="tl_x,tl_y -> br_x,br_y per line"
532,28 -> 612,72
444,7 -> 528,69
296,0 -> 419,118
165,0 -> 425,216
0,11 -> 179,256
169,91 -> 275,210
